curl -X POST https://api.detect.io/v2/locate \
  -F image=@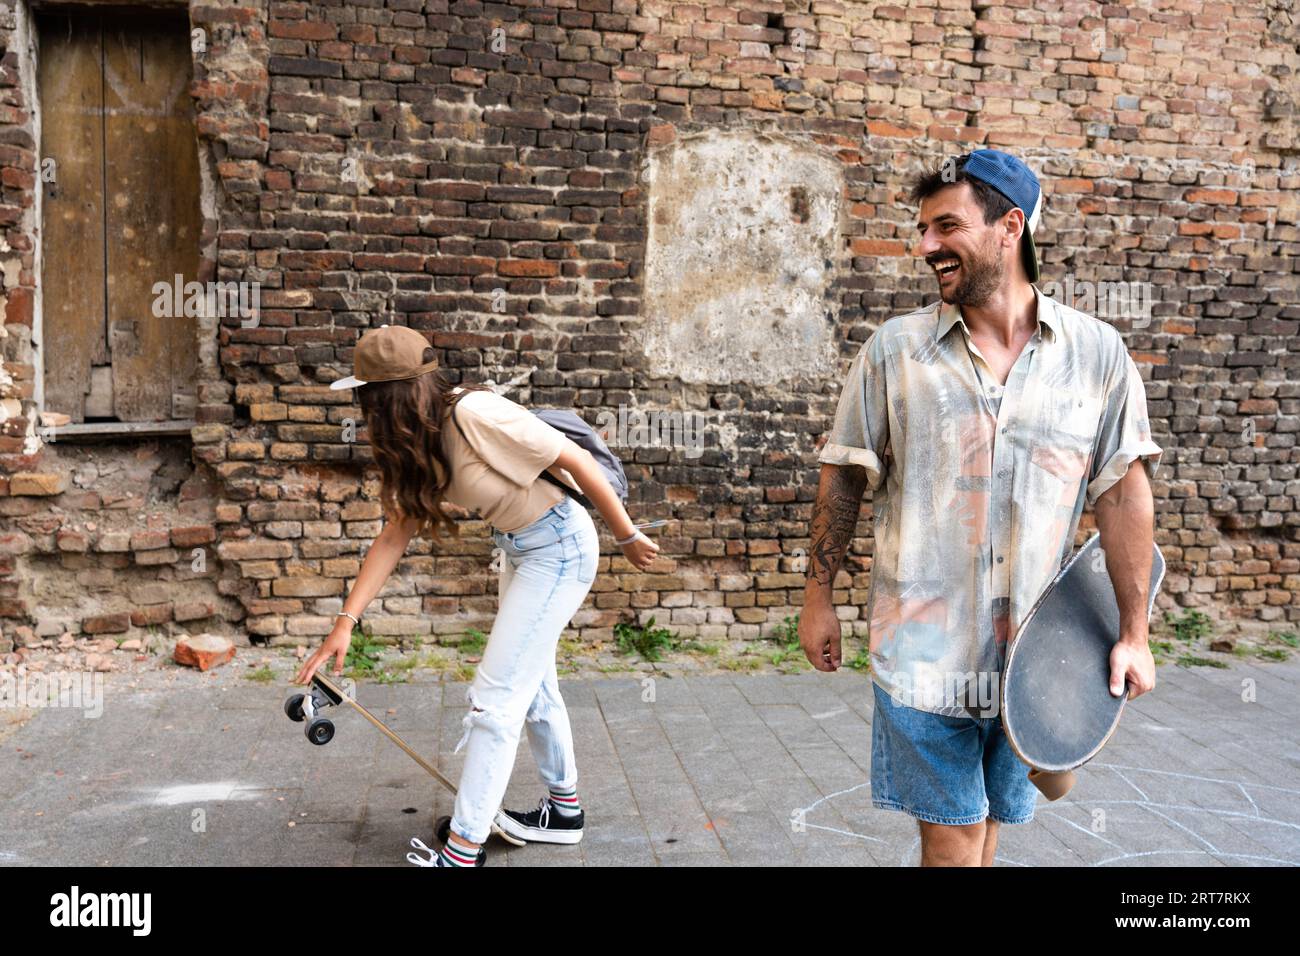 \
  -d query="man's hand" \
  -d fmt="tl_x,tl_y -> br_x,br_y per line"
800,600 -> 842,672
800,464 -> 866,673
1109,629 -> 1156,700
1094,460 -> 1157,701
